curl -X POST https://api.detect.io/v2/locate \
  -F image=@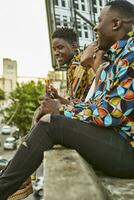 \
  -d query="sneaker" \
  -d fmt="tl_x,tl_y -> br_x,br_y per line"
7,177 -> 33,200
